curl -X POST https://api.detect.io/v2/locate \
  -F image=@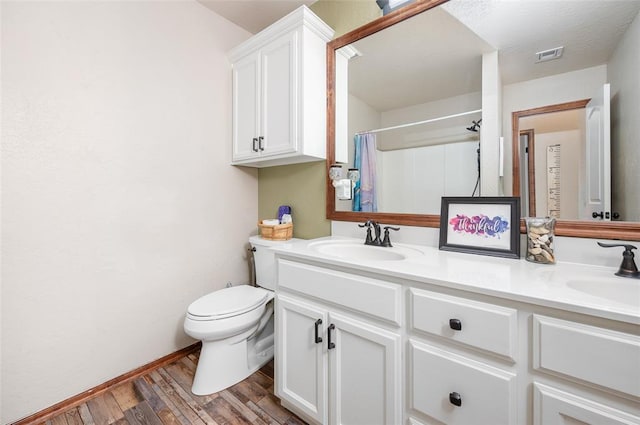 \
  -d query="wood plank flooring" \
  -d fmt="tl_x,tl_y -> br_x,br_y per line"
38,352 -> 306,425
